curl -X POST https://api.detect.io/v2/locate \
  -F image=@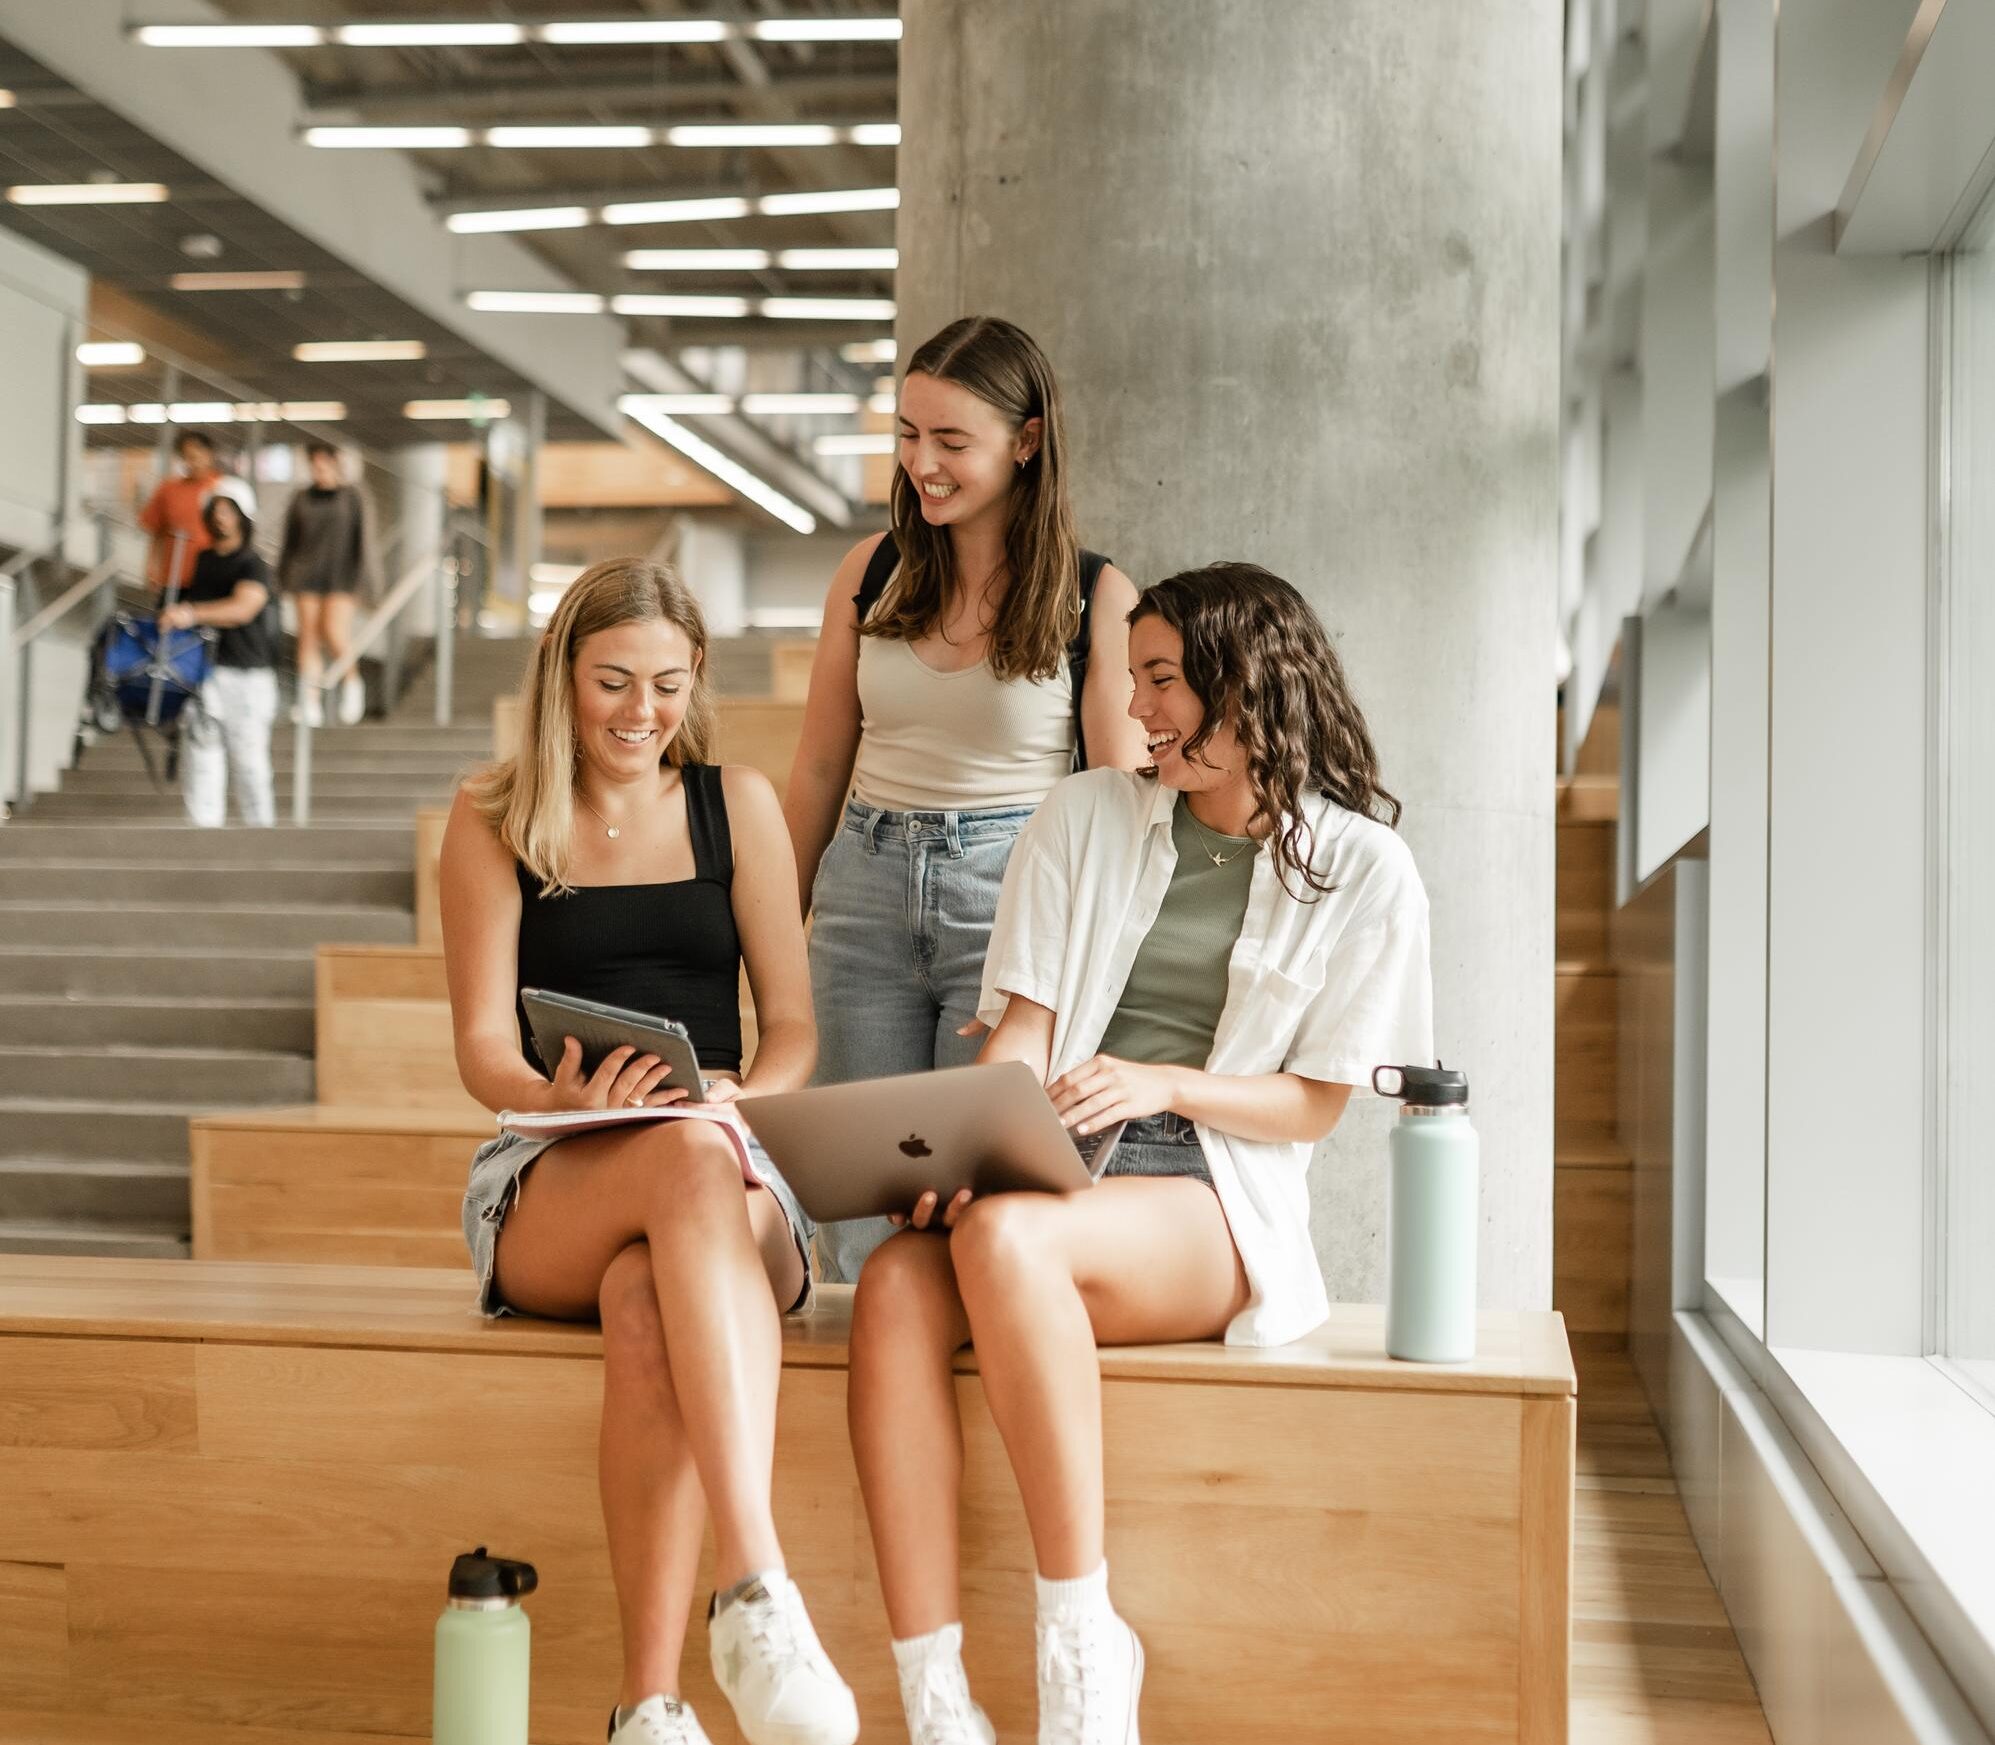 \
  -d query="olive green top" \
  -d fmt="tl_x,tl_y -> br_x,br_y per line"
1096,798 -> 1259,1068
